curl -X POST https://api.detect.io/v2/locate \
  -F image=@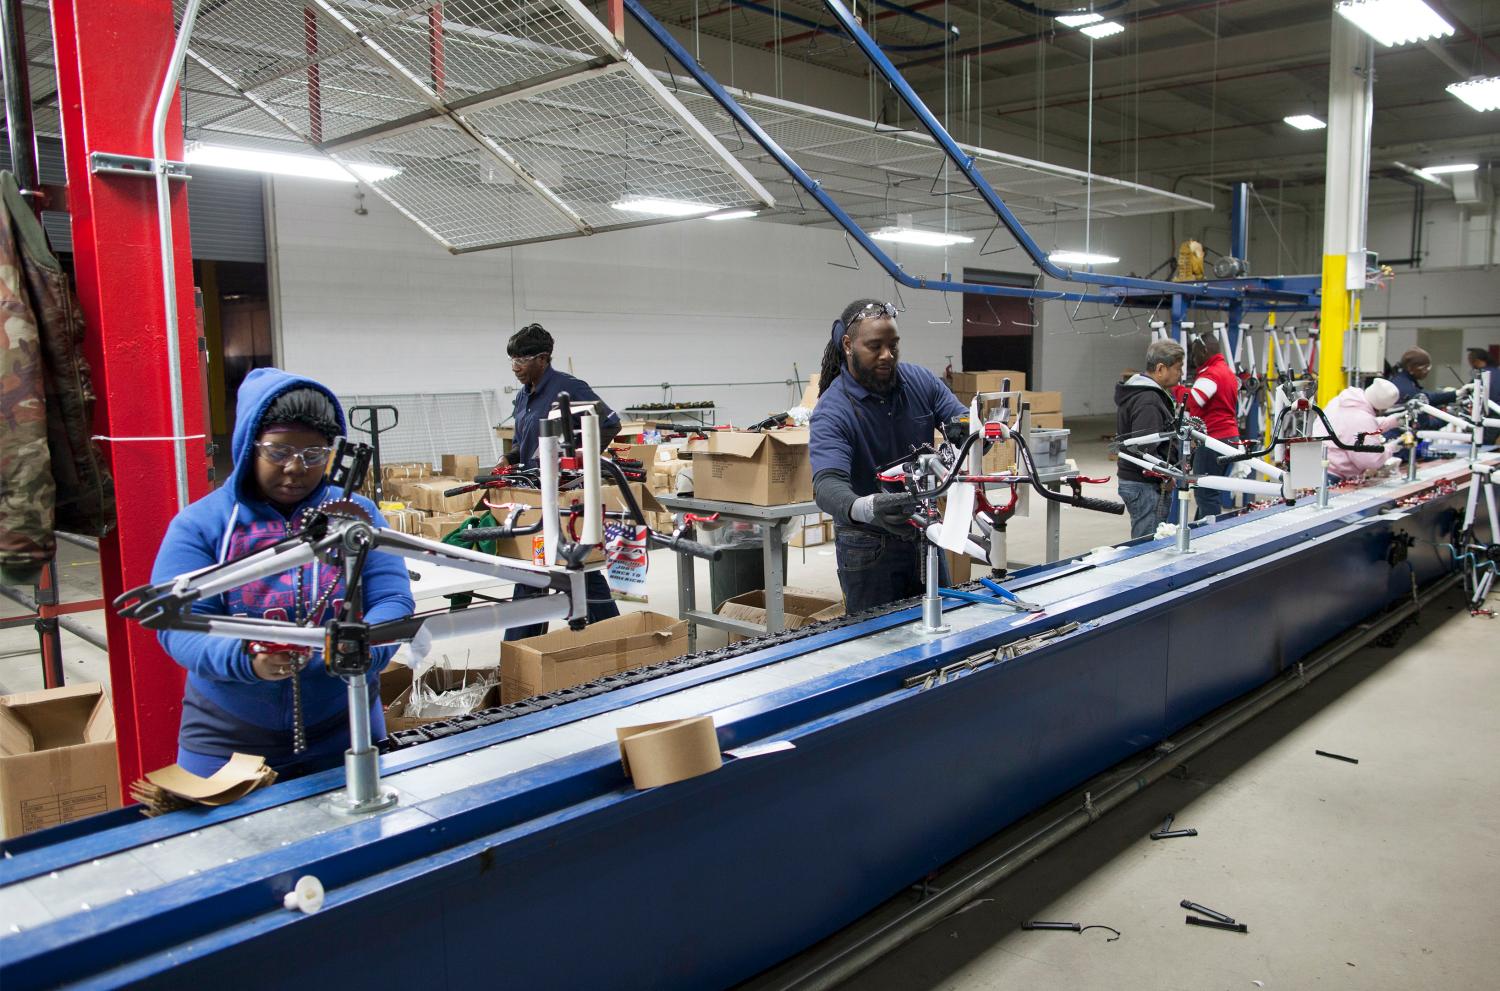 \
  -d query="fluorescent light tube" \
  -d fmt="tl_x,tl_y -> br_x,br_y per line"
1283,114 -> 1327,130
1056,13 -> 1103,27
1050,250 -> 1119,265
611,196 -> 722,217
1080,20 -> 1125,38
185,143 -> 398,183
1447,76 -> 1500,112
1419,163 -> 1479,175
1334,0 -> 1453,48
706,209 -> 759,221
870,226 -> 974,247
